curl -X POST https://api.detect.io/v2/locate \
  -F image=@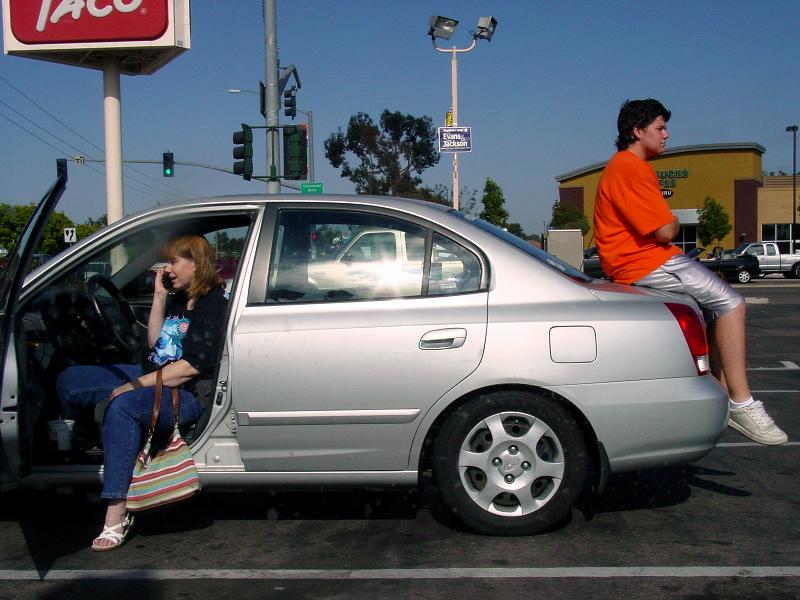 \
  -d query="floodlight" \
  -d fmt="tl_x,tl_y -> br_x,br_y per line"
428,16 -> 458,40
475,16 -> 497,41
